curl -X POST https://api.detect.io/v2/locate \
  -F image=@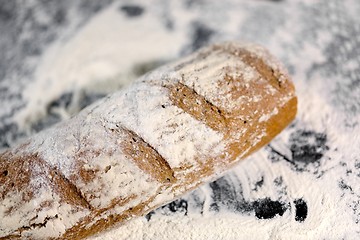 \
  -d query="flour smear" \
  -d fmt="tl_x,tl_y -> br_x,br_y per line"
16,1 -> 189,129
